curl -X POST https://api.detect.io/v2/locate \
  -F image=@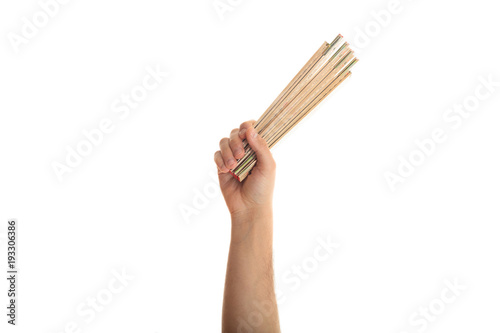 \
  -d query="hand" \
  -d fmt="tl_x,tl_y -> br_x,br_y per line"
214,120 -> 276,218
